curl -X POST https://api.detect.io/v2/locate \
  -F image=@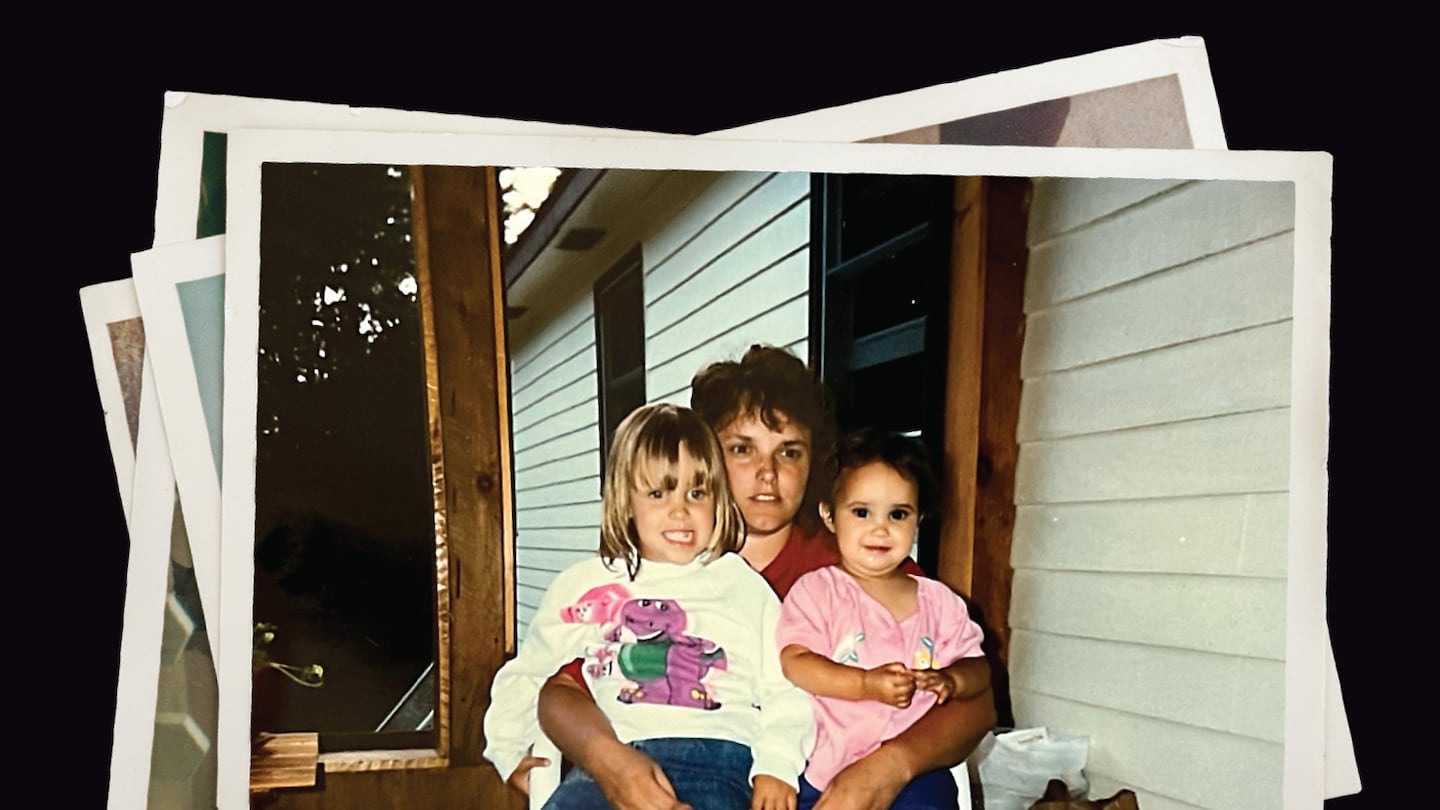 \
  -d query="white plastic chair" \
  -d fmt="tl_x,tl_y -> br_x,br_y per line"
527,733 -> 973,809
